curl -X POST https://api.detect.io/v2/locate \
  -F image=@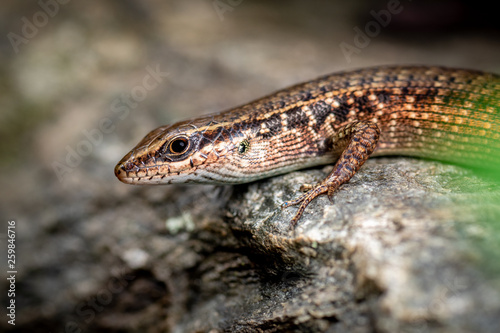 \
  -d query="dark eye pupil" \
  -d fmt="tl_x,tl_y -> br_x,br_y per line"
170,139 -> 187,153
